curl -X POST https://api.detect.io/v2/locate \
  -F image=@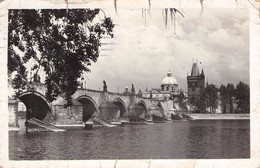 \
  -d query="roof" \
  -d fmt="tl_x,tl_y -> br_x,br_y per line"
191,63 -> 200,76
150,88 -> 162,94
